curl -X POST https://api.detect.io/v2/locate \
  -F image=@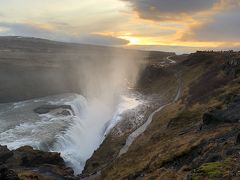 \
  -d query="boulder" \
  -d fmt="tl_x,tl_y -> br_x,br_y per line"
236,133 -> 240,145
0,146 -> 13,163
0,165 -> 19,180
225,147 -> 240,156
203,95 -> 240,125
13,146 -> 65,167
205,153 -> 222,163
0,145 -> 75,179
34,104 -> 73,114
